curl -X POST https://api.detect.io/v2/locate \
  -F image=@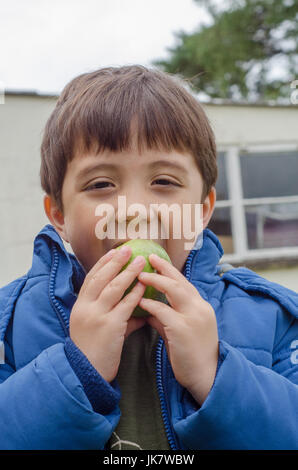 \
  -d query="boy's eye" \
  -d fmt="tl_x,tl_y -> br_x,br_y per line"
85,181 -> 114,190
152,178 -> 178,186
86,179 -> 179,190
